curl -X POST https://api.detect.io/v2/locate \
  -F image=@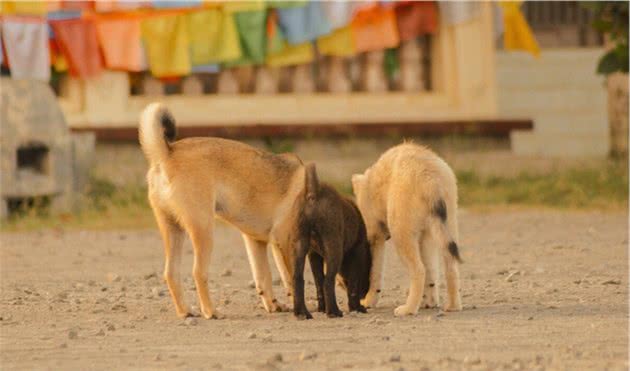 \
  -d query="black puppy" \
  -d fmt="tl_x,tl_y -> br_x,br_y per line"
293,163 -> 372,319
